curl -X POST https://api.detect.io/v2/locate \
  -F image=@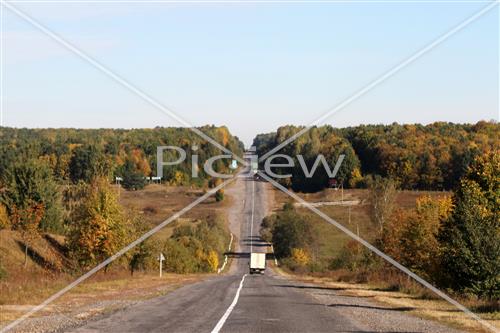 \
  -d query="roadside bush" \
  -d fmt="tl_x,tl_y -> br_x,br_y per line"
165,216 -> 230,273
163,238 -> 200,273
